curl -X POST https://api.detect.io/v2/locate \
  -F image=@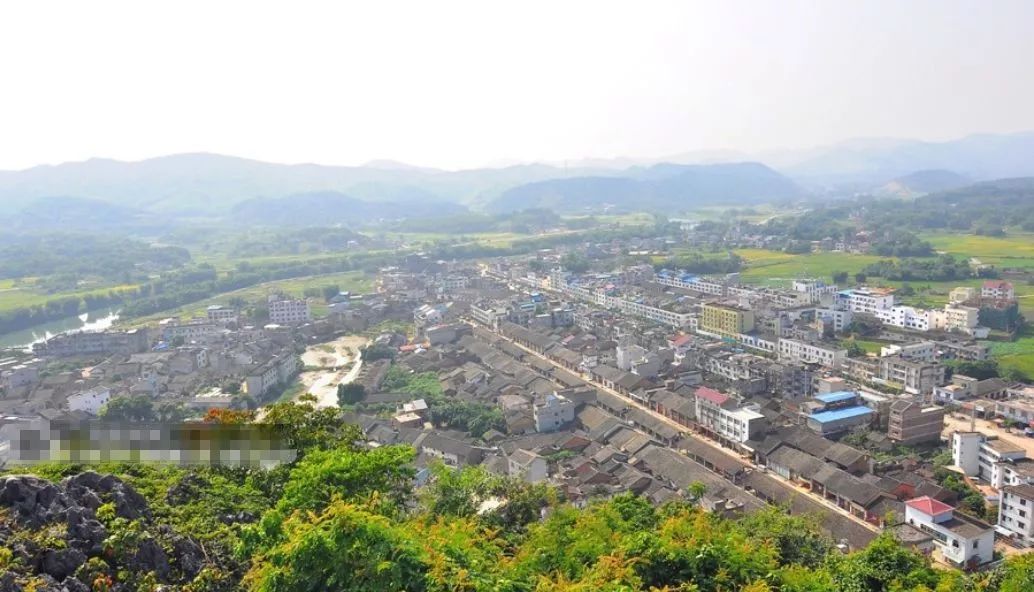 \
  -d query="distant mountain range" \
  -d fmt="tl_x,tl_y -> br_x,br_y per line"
1,131 -> 1033,223
872,169 -> 971,198
485,162 -> 802,213
231,191 -> 467,226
